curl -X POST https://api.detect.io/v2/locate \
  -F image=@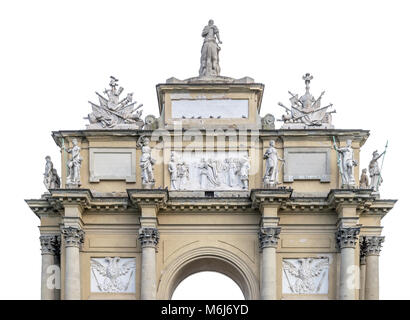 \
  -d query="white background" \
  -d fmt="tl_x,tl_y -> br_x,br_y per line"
0,0 -> 408,299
